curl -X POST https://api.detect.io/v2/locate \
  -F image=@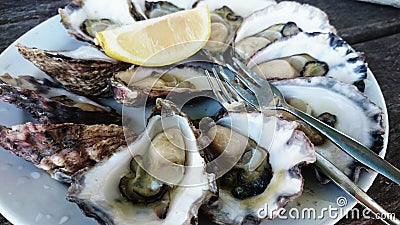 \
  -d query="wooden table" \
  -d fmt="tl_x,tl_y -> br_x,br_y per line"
0,0 -> 399,224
